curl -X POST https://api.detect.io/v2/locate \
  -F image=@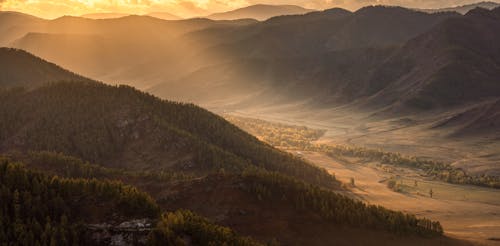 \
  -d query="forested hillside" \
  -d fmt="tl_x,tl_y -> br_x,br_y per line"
0,81 -> 336,188
0,50 -> 467,245
0,158 -> 261,245
1,151 -> 455,246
